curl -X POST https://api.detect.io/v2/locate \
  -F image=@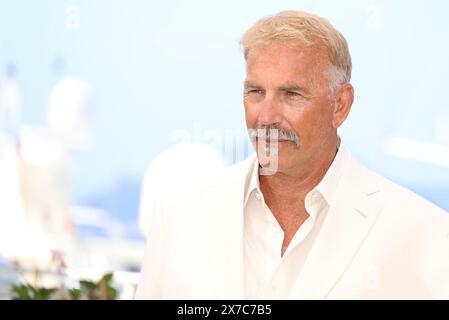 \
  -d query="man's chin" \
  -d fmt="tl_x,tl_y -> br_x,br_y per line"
257,153 -> 293,176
